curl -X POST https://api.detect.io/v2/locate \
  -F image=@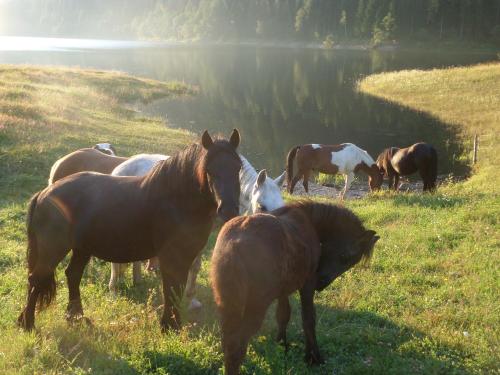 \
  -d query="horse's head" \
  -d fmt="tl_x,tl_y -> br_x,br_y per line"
250,169 -> 286,213
316,229 -> 379,292
94,142 -> 116,156
201,129 -> 242,222
368,163 -> 384,191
